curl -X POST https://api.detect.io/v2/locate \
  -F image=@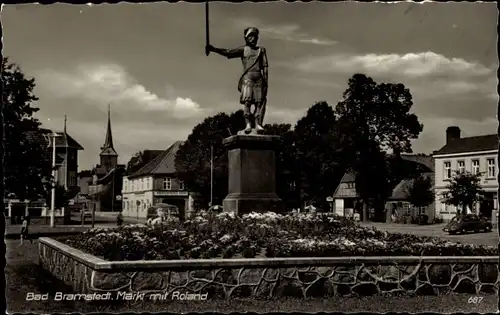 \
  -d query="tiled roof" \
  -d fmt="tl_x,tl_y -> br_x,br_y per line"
339,172 -> 356,183
400,154 -> 434,172
143,150 -> 165,162
25,130 -> 67,165
433,134 -> 497,156
388,172 -> 434,201
128,141 -> 184,178
39,128 -> 84,150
